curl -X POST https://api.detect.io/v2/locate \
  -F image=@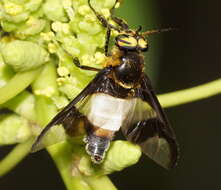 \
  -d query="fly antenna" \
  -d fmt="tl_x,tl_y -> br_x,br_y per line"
142,27 -> 178,36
